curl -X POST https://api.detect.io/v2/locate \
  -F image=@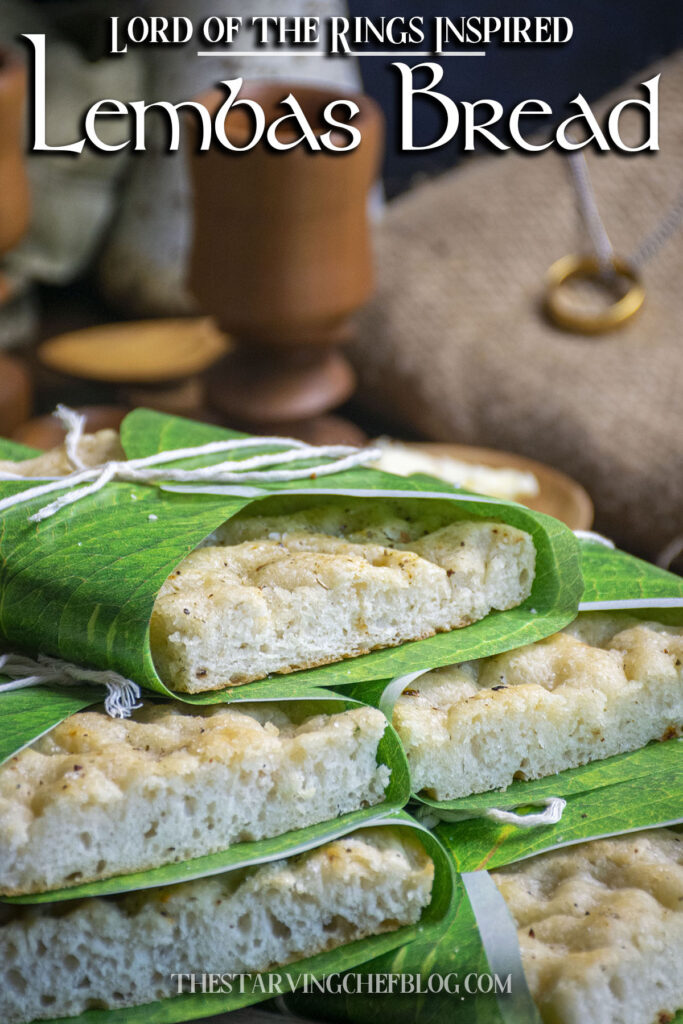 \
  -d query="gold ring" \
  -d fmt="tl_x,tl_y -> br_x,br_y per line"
545,254 -> 645,334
